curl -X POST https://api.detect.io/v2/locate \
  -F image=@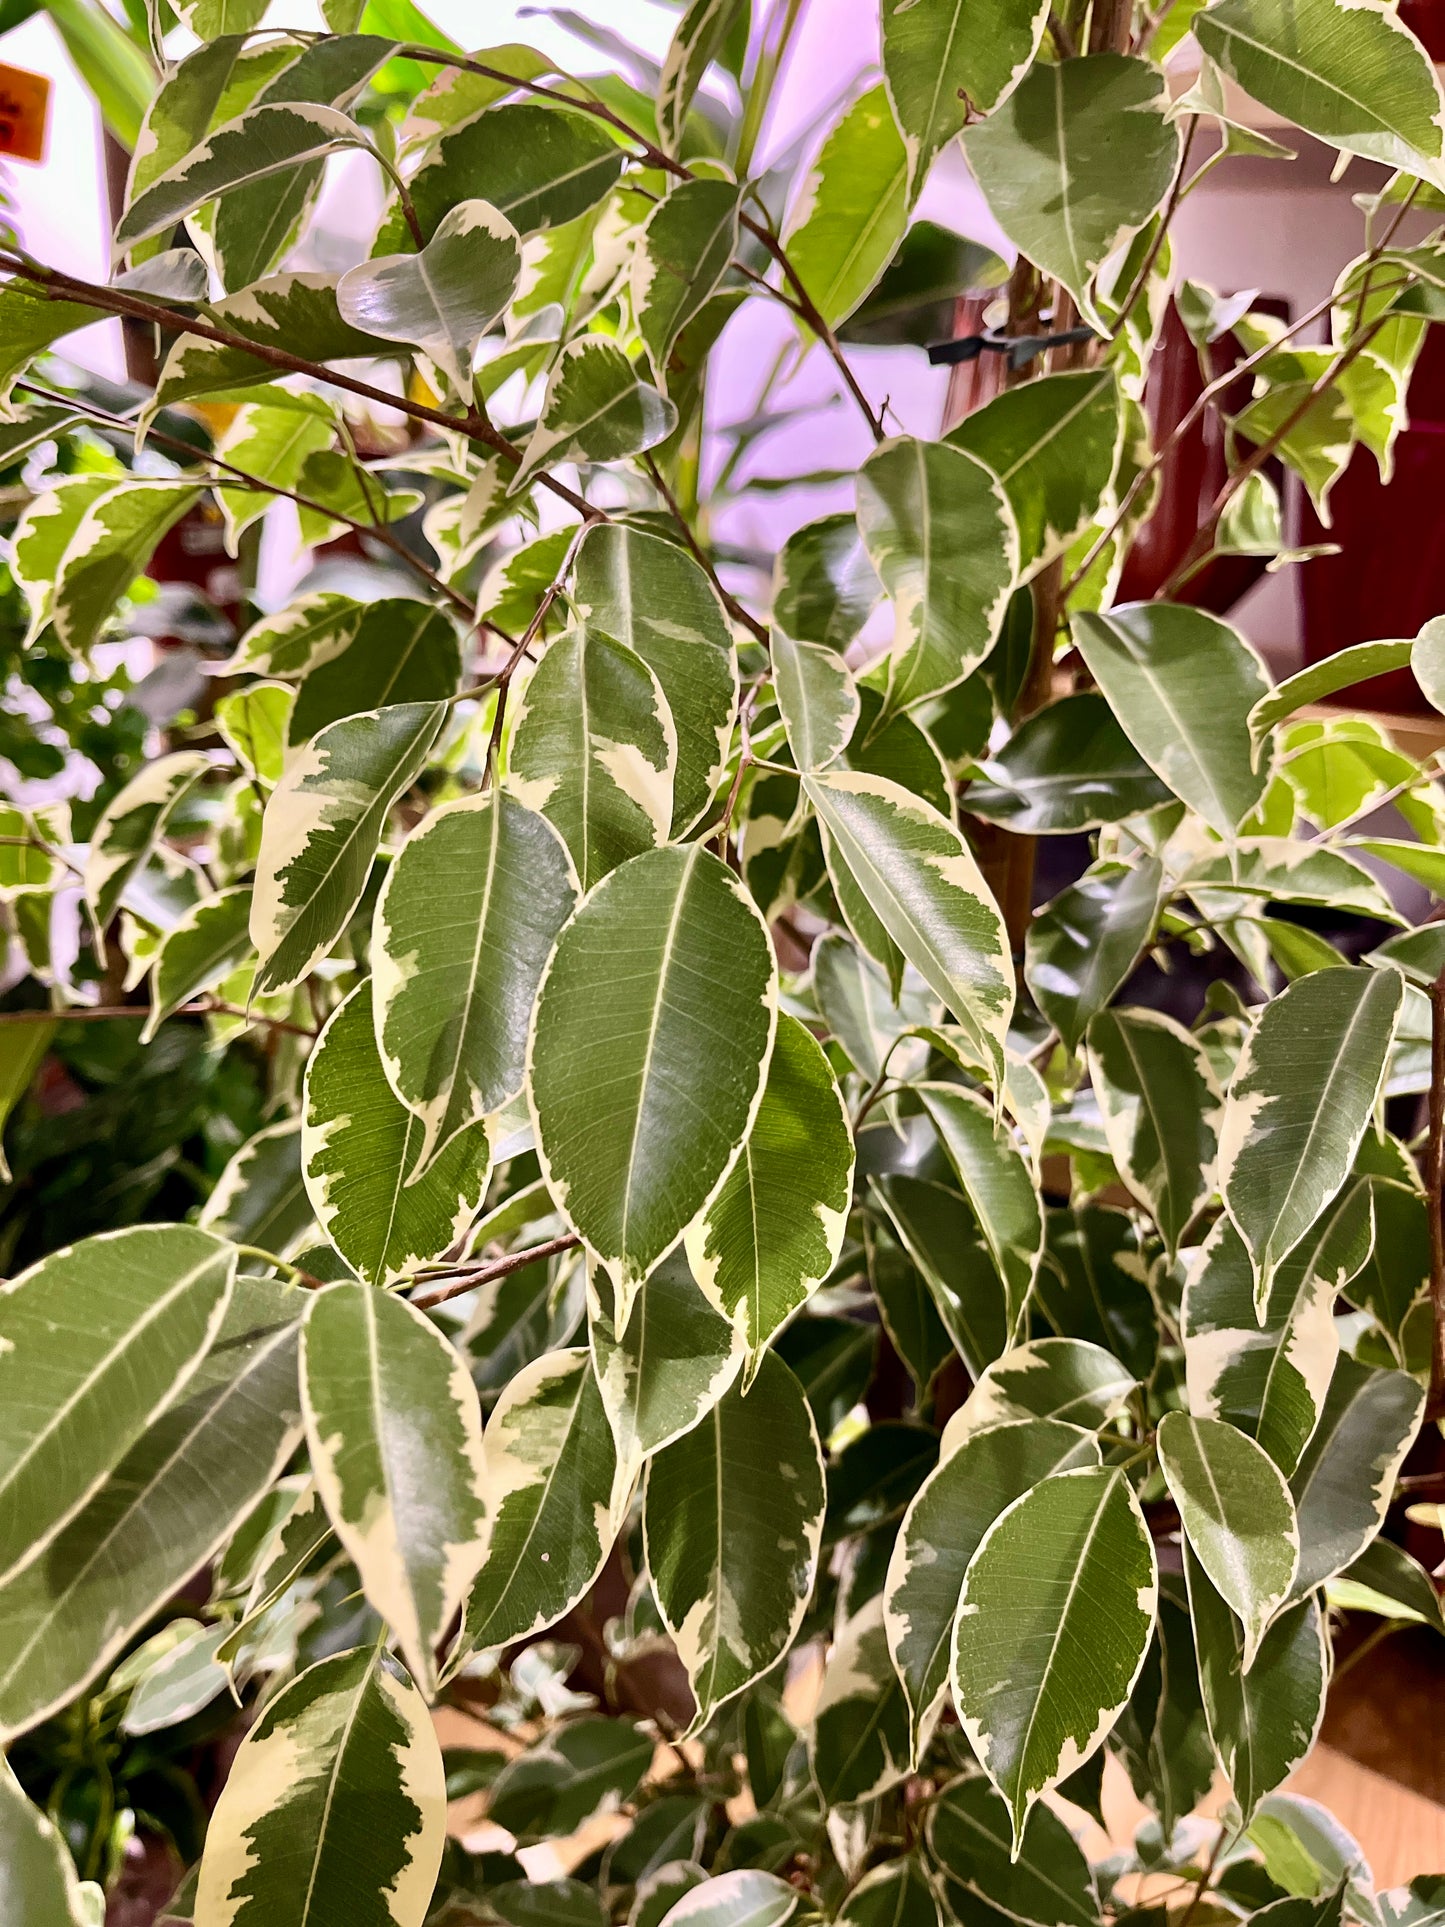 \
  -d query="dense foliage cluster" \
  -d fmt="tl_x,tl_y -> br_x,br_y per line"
1,0 -> 1444,1921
